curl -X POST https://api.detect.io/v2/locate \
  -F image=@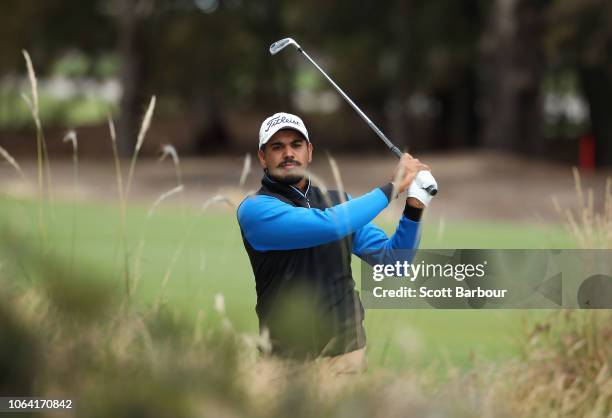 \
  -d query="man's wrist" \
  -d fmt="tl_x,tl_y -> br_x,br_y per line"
379,182 -> 397,202
406,197 -> 425,209
403,198 -> 424,221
